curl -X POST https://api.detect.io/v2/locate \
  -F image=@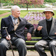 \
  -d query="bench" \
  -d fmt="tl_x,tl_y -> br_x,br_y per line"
0,29 -> 49,50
